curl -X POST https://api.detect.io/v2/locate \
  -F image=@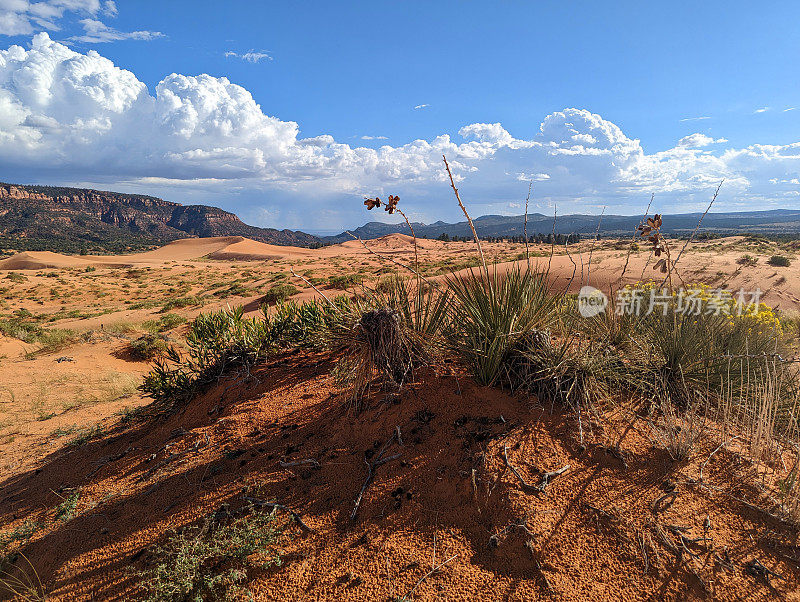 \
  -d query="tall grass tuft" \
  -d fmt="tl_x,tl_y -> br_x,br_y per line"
446,266 -> 559,386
